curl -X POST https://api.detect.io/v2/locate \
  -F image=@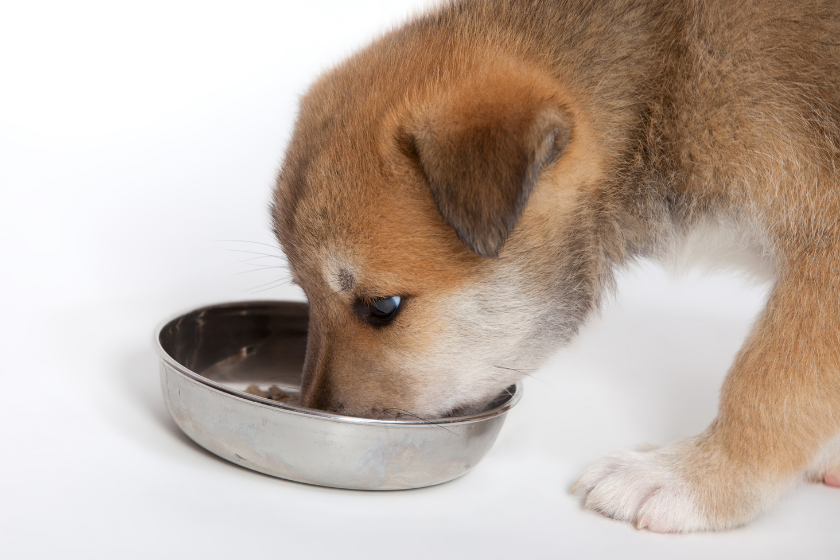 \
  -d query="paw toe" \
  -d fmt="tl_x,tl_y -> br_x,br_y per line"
574,447 -> 709,532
